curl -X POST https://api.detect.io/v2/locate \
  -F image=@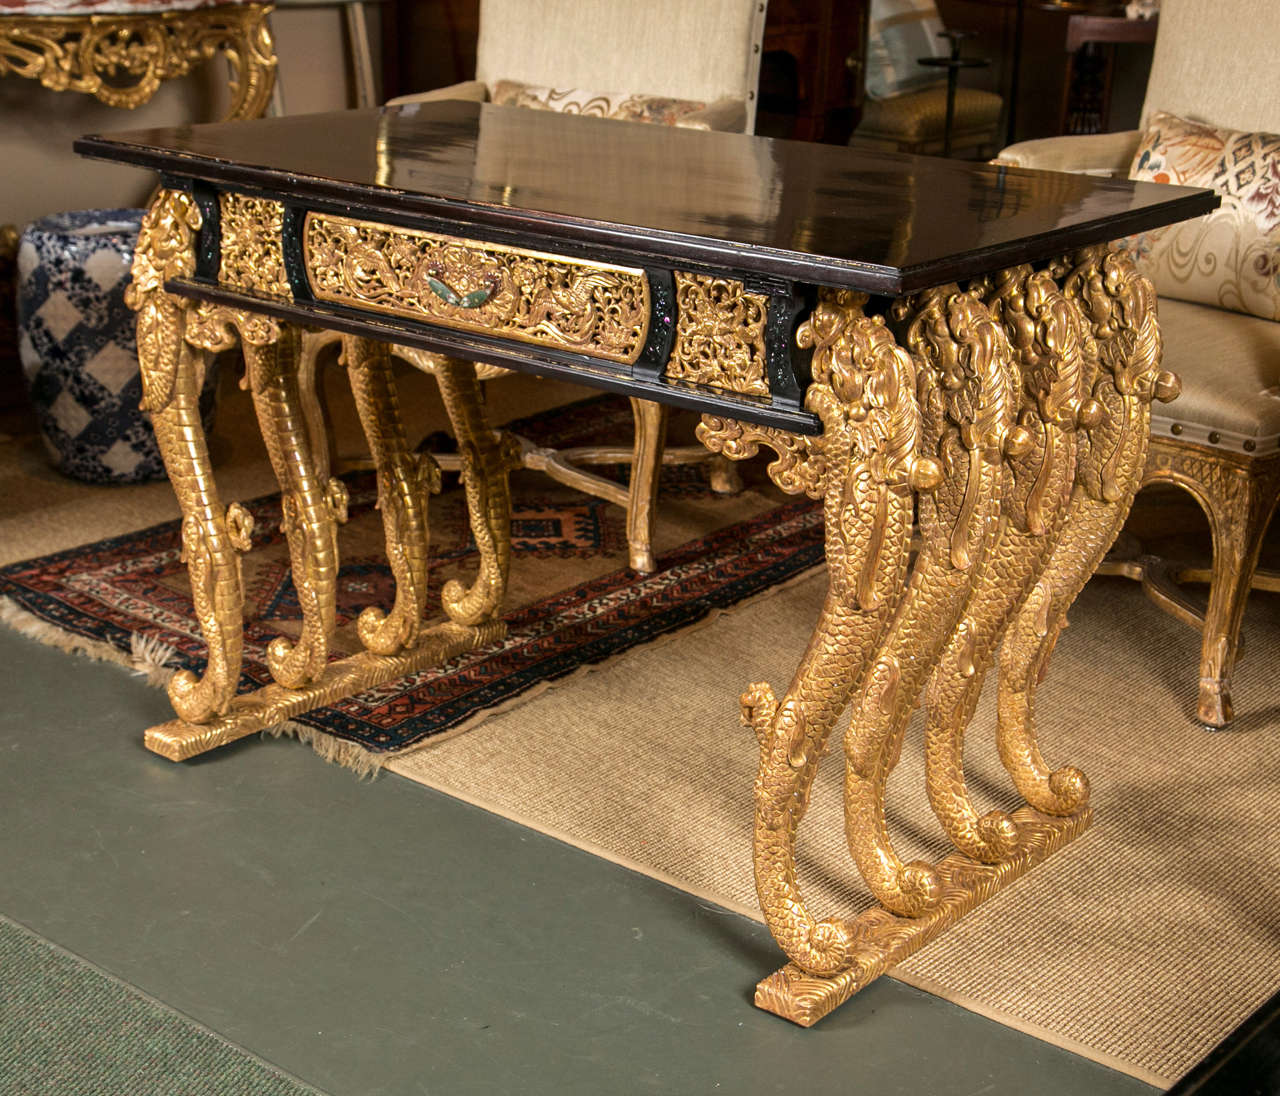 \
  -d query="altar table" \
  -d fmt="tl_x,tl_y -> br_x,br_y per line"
76,101 -> 1215,1024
